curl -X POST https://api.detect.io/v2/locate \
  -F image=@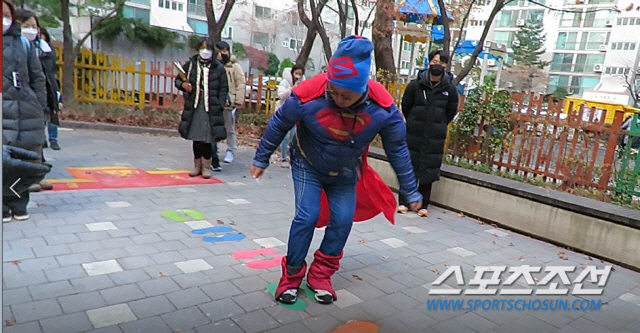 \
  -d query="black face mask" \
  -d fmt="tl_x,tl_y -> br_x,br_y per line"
221,54 -> 230,64
430,64 -> 444,76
